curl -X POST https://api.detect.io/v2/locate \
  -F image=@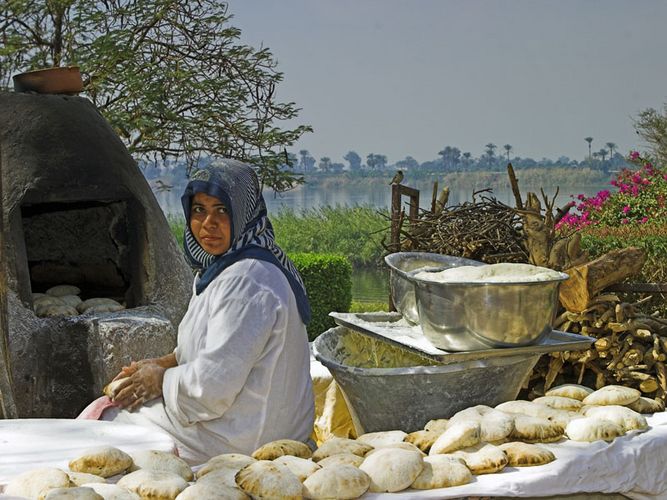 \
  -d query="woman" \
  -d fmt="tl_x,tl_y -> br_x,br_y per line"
104,159 -> 315,464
